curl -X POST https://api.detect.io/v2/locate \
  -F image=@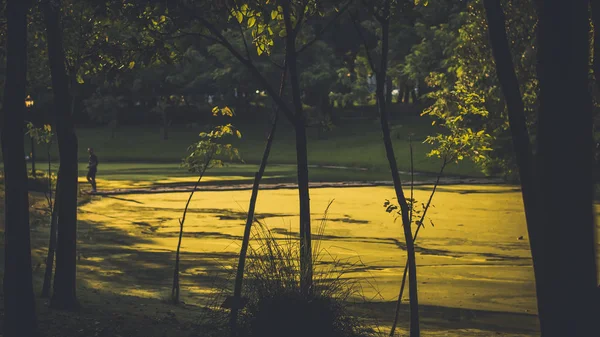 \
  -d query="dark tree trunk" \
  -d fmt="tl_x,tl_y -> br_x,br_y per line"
386,76 -> 393,105
403,84 -> 410,104
282,1 -> 313,295
42,174 -> 60,298
229,68 -> 286,336
591,0 -> 600,89
30,137 -> 36,176
409,87 -> 418,104
172,161 -> 211,304
42,0 -> 79,310
375,3 -> 420,335
535,1 -> 598,334
481,0 -> 549,329
1,0 -> 39,335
